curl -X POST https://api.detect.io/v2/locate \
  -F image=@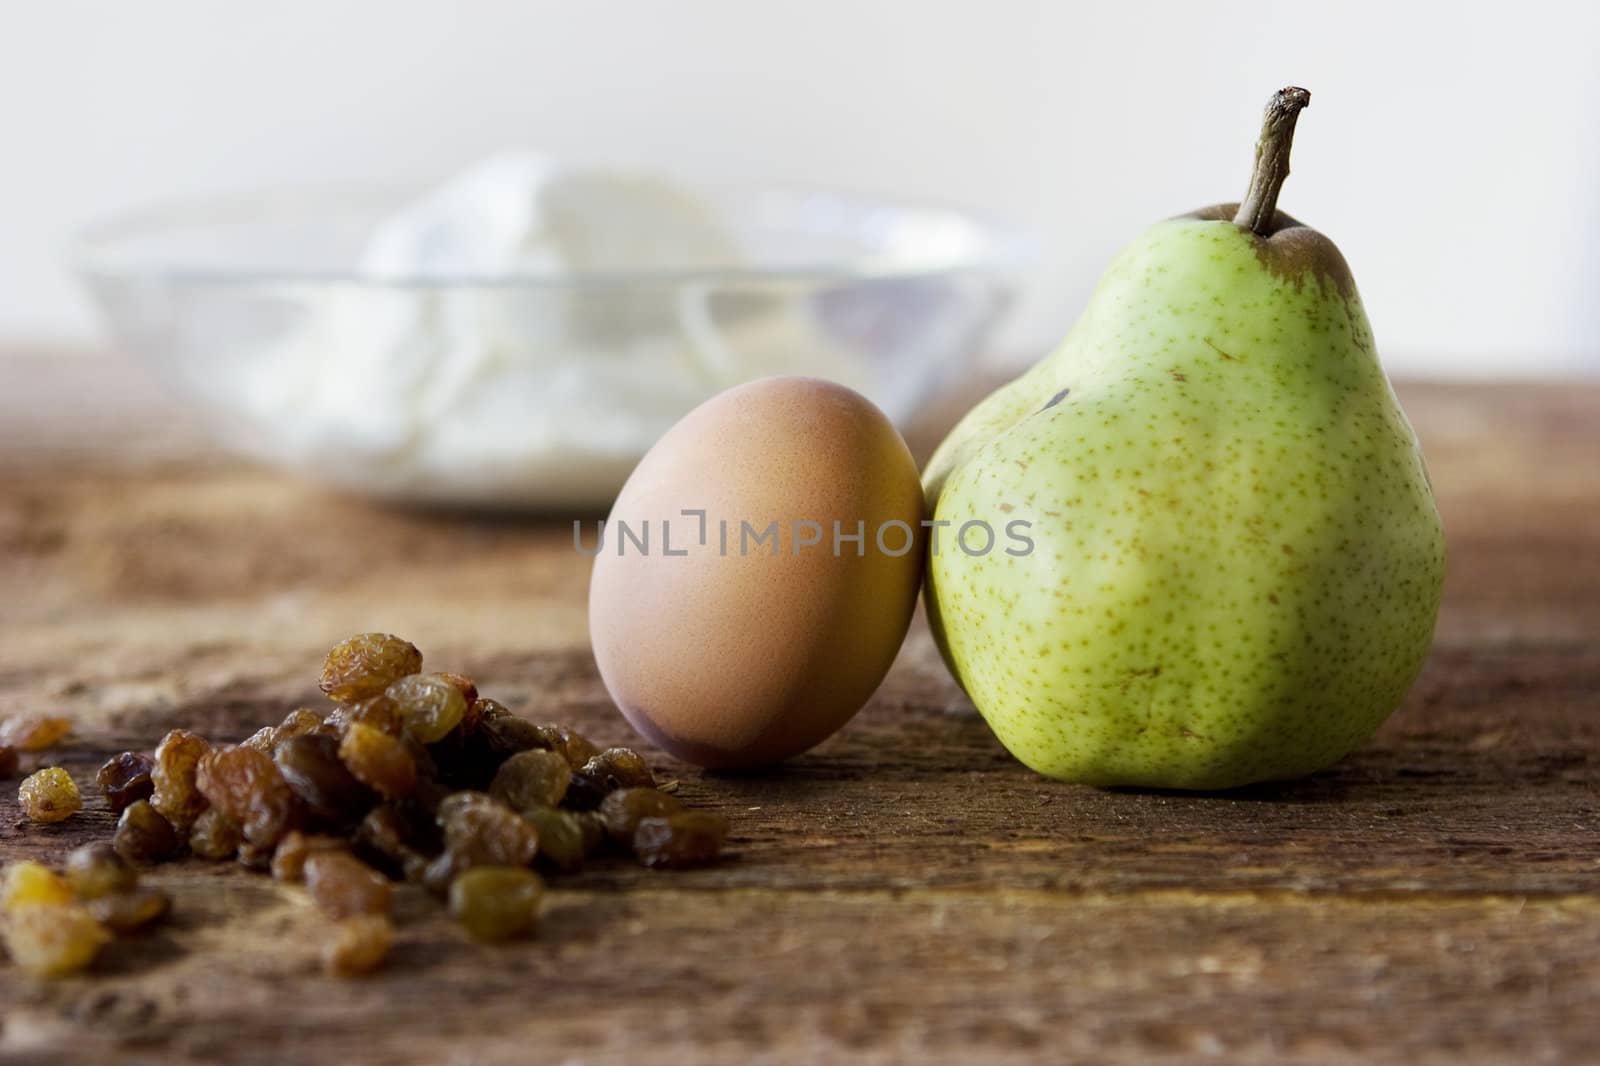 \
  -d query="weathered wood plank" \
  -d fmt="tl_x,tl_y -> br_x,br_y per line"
6,884 -> 1598,1066
2,355 -> 1598,1064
